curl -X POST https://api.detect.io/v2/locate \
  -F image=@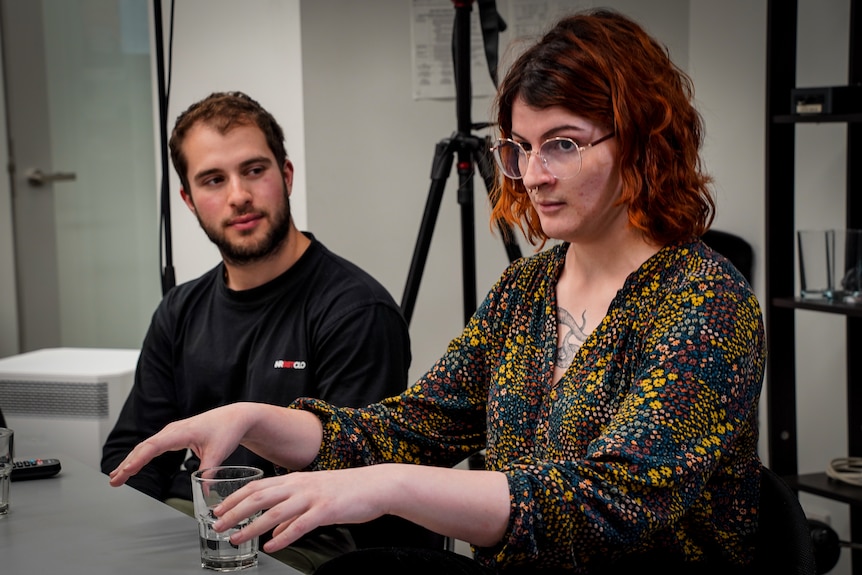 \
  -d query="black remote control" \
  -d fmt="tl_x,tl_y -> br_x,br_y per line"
10,458 -> 62,481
